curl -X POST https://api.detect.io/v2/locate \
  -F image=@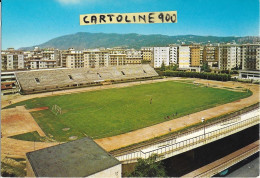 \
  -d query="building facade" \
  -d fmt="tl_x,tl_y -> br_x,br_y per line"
2,43 -> 260,72
61,48 -> 84,68
83,49 -> 109,68
125,49 -> 142,64
190,46 -> 201,67
203,45 -> 219,69
141,47 -> 154,62
1,48 -> 24,70
169,46 -> 178,65
219,44 -> 238,70
153,47 -> 170,68
178,46 -> 190,68
241,43 -> 260,70
108,48 -> 127,66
